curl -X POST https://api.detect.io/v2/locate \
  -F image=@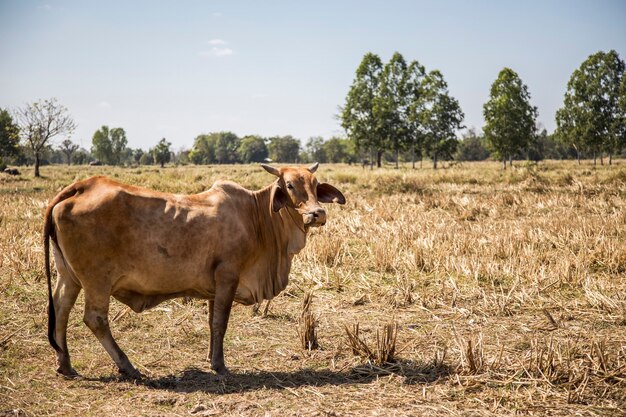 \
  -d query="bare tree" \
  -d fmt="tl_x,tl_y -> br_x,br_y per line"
60,139 -> 79,165
14,98 -> 76,177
